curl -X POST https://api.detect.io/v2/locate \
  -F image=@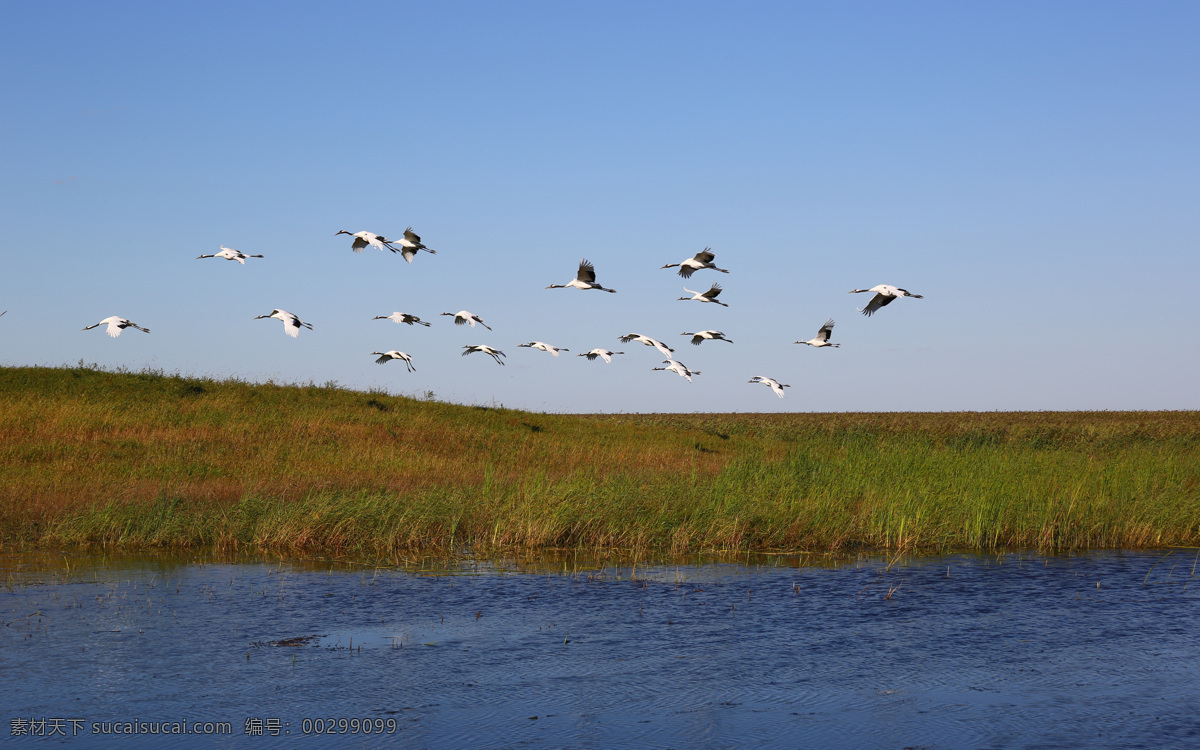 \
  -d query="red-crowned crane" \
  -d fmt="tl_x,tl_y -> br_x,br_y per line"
372,350 -> 415,372
462,344 -> 506,365
254,309 -> 313,338
678,283 -> 729,307
652,359 -> 700,383
618,333 -> 675,359
748,376 -> 790,398
335,230 -> 397,253
392,227 -> 437,263
681,330 -> 733,346
660,247 -> 729,278
441,310 -> 493,330
196,246 -> 263,264
795,319 -> 840,348
578,349 -> 624,363
518,341 -> 570,356
82,316 -> 149,338
546,258 -> 617,293
849,285 -> 923,316
373,312 -> 431,327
